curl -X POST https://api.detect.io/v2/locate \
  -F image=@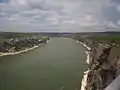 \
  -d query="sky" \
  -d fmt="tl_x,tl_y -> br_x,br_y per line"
0,0 -> 120,32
